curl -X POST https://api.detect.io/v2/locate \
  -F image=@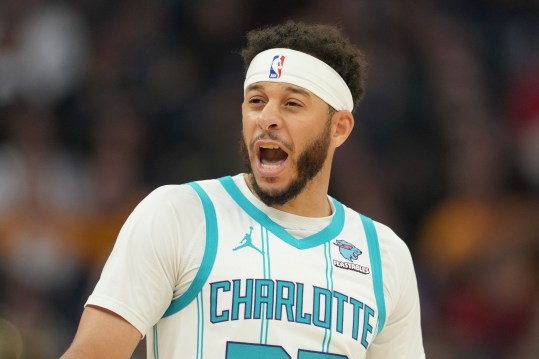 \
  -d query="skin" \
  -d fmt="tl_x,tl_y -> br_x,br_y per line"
242,81 -> 354,217
60,306 -> 141,358
61,80 -> 355,358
